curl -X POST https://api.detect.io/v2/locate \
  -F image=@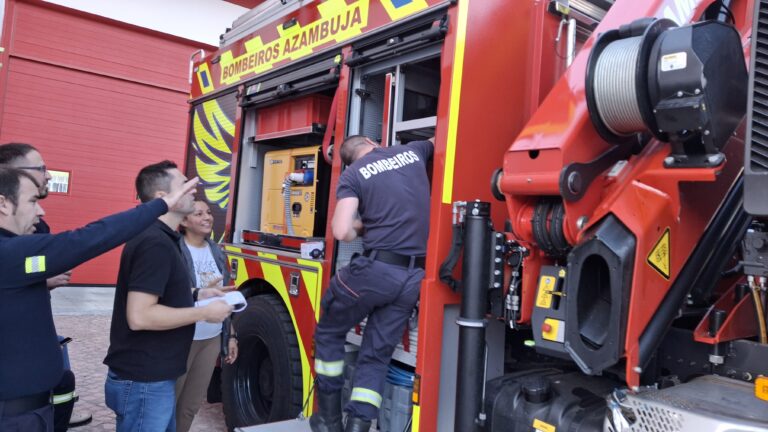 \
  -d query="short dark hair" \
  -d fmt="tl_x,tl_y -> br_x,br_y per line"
0,143 -> 38,166
340,135 -> 370,166
0,167 -> 40,207
135,160 -> 178,203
